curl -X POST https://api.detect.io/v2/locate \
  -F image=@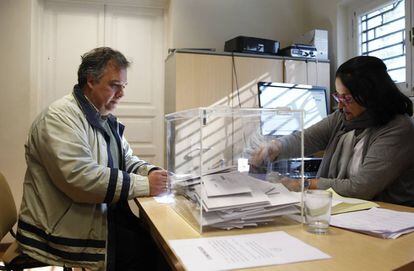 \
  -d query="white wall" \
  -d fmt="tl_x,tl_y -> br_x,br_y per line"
167,0 -> 341,91
0,0 -> 32,243
168,0 -> 308,51
302,0 -> 339,90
